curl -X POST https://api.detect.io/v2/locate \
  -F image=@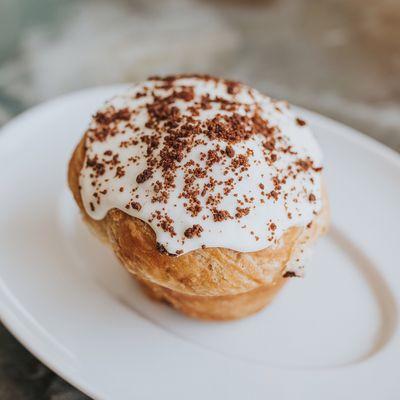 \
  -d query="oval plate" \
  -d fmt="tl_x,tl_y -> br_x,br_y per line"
0,86 -> 399,400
